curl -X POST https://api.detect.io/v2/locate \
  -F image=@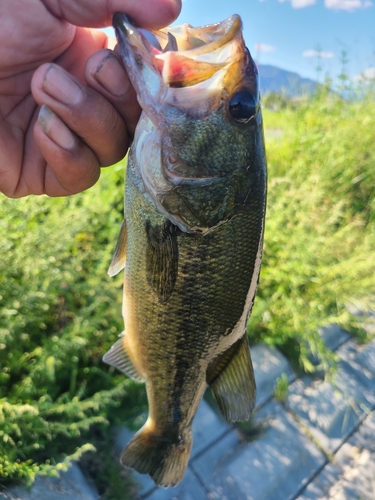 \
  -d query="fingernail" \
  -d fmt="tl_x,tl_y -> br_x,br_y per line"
44,64 -> 82,105
95,53 -> 129,97
38,105 -> 75,150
